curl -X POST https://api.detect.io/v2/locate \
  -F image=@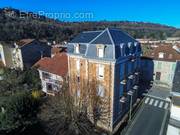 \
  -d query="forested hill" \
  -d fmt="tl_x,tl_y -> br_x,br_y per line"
0,7 -> 180,42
